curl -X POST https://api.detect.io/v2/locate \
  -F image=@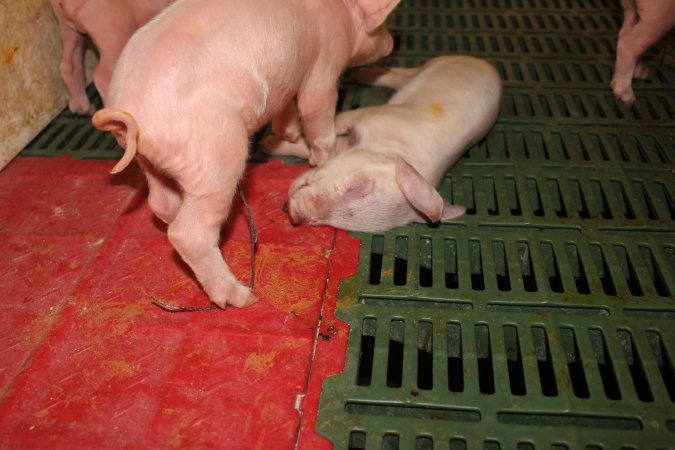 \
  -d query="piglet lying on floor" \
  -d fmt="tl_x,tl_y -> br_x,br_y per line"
279,55 -> 502,232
